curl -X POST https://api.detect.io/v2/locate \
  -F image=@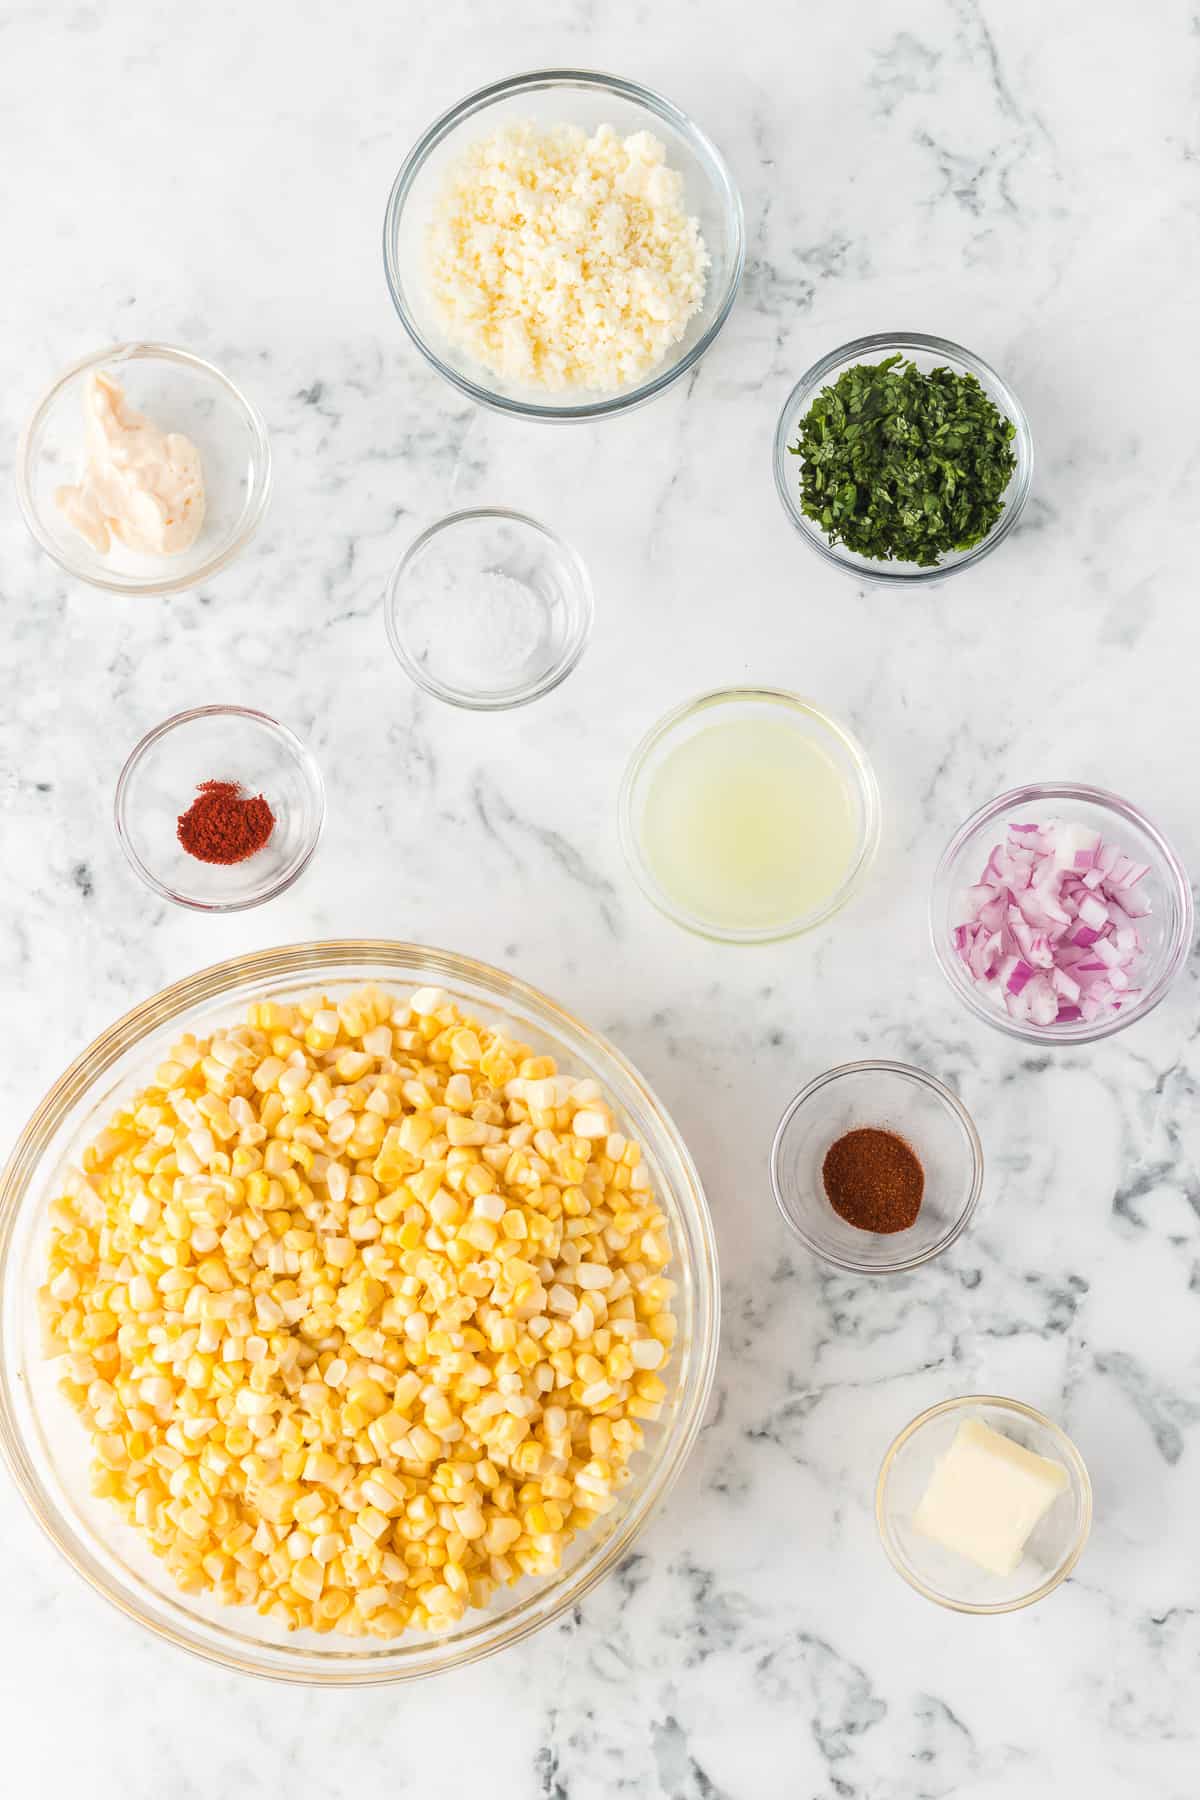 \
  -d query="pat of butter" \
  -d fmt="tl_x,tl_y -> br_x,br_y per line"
913,1417 -> 1069,1576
